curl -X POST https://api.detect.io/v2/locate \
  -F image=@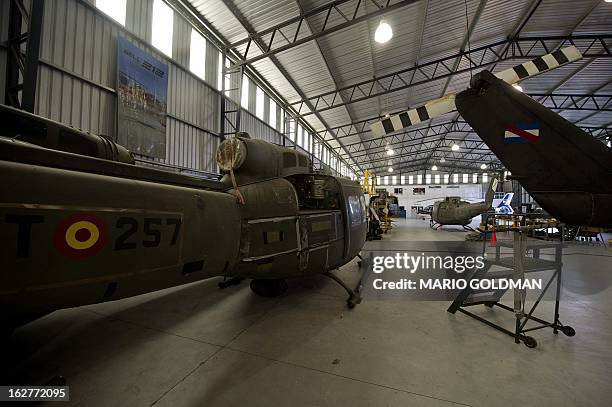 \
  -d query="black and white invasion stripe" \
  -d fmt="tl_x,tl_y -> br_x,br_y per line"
495,45 -> 582,85
371,95 -> 456,137
371,46 -> 582,137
